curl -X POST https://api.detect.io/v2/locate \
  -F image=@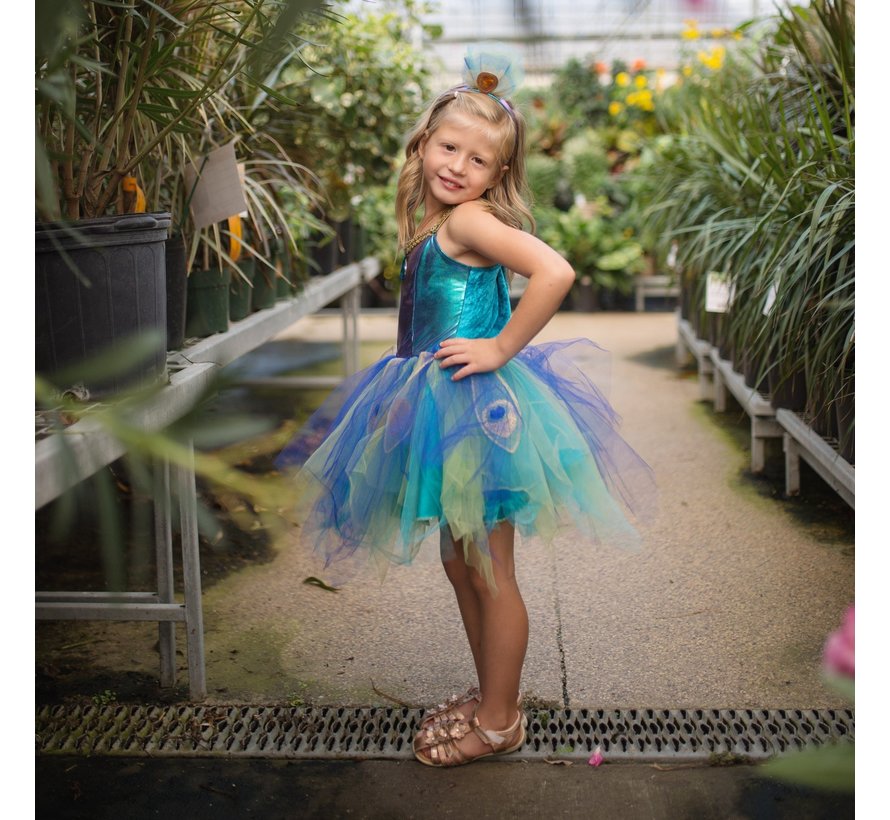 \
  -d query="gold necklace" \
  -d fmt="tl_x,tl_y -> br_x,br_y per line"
403,207 -> 454,253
